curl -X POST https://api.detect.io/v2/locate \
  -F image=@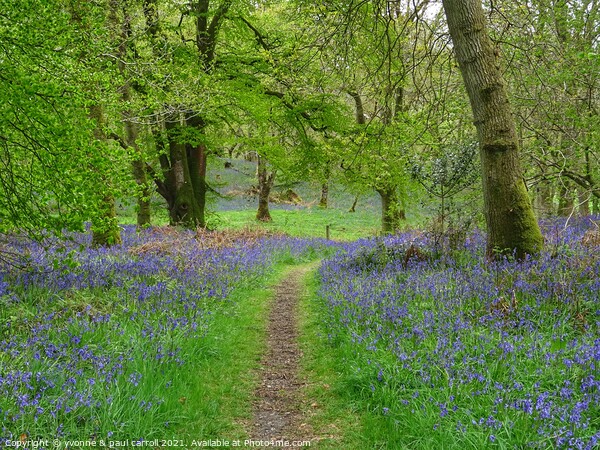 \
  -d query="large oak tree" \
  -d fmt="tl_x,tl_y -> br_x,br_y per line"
442,0 -> 544,258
